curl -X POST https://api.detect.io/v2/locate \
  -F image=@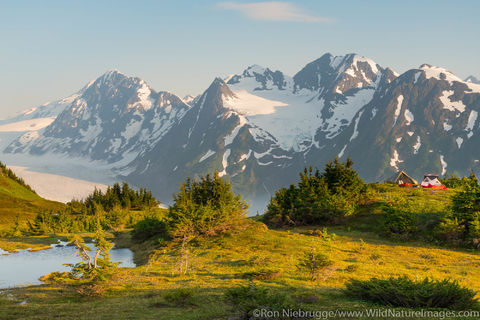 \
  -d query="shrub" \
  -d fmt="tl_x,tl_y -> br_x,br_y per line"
297,248 -> 333,281
132,217 -> 169,242
345,276 -> 478,310
225,284 -> 293,319
242,268 -> 282,281
263,157 -> 365,227
344,264 -> 358,273
441,172 -> 478,189
382,206 -> 417,238
164,288 -> 196,307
